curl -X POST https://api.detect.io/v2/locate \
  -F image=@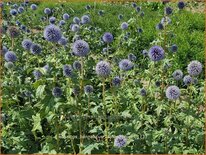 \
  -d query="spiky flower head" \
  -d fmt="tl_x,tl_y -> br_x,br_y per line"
10,9 -> 18,16
4,51 -> 17,62
52,87 -> 62,98
30,43 -> 42,55
72,40 -> 90,57
102,32 -> 114,43
59,20 -> 66,26
73,17 -> 80,24
49,17 -> 56,24
165,7 -> 173,15
121,22 -> 129,30
33,70 -> 42,80
187,60 -> 202,76
178,1 -> 185,9
84,85 -> 94,94
44,8 -> 51,14
95,61 -> 111,78
73,61 -> 81,70
114,135 -> 127,148
30,4 -> 37,10
118,14 -> 123,20
112,76 -> 122,87
81,15 -> 90,24
148,45 -> 164,61
22,39 -> 33,50
44,25 -> 62,42
170,44 -> 178,52
128,53 -> 137,62
18,6 -> 24,13
140,88 -> 147,96
119,59 -> 133,71
63,65 -> 73,77
172,69 -> 183,81
156,23 -> 164,30
63,13 -> 70,20
58,36 -> 68,46
166,85 -> 180,100
71,24 -> 80,32
183,75 -> 193,85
